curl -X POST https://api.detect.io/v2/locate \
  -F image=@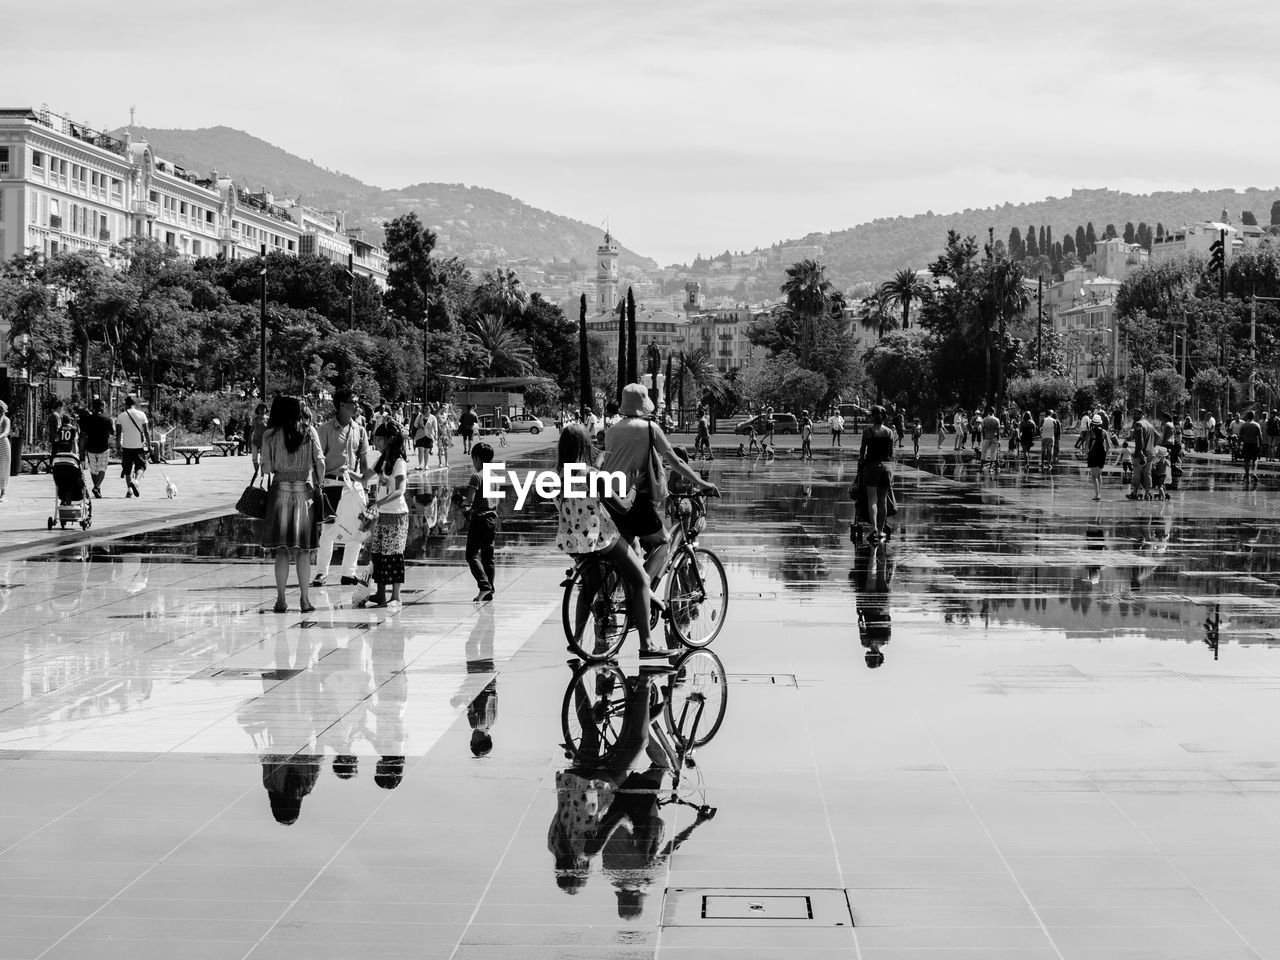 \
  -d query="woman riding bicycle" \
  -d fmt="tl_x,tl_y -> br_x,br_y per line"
603,385 -> 719,619
554,423 -> 670,660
